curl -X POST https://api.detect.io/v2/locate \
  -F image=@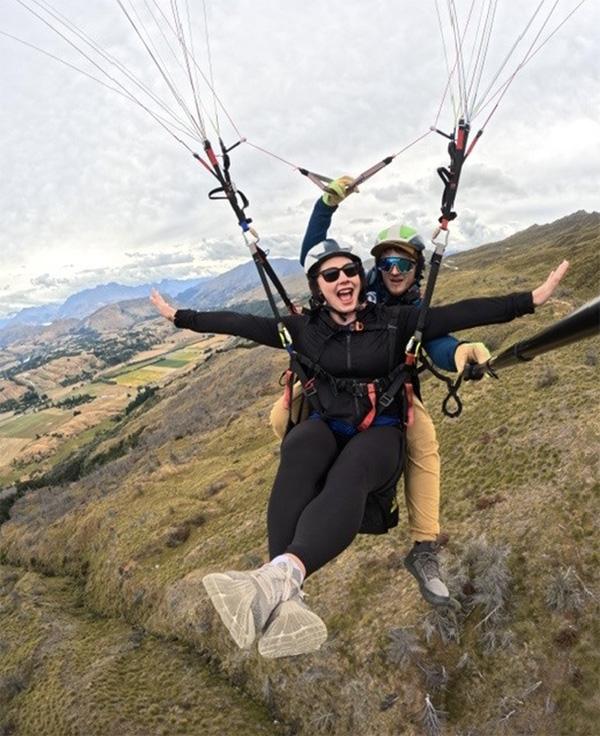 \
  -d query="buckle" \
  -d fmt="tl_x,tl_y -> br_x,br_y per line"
379,392 -> 394,408
303,378 -> 317,397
